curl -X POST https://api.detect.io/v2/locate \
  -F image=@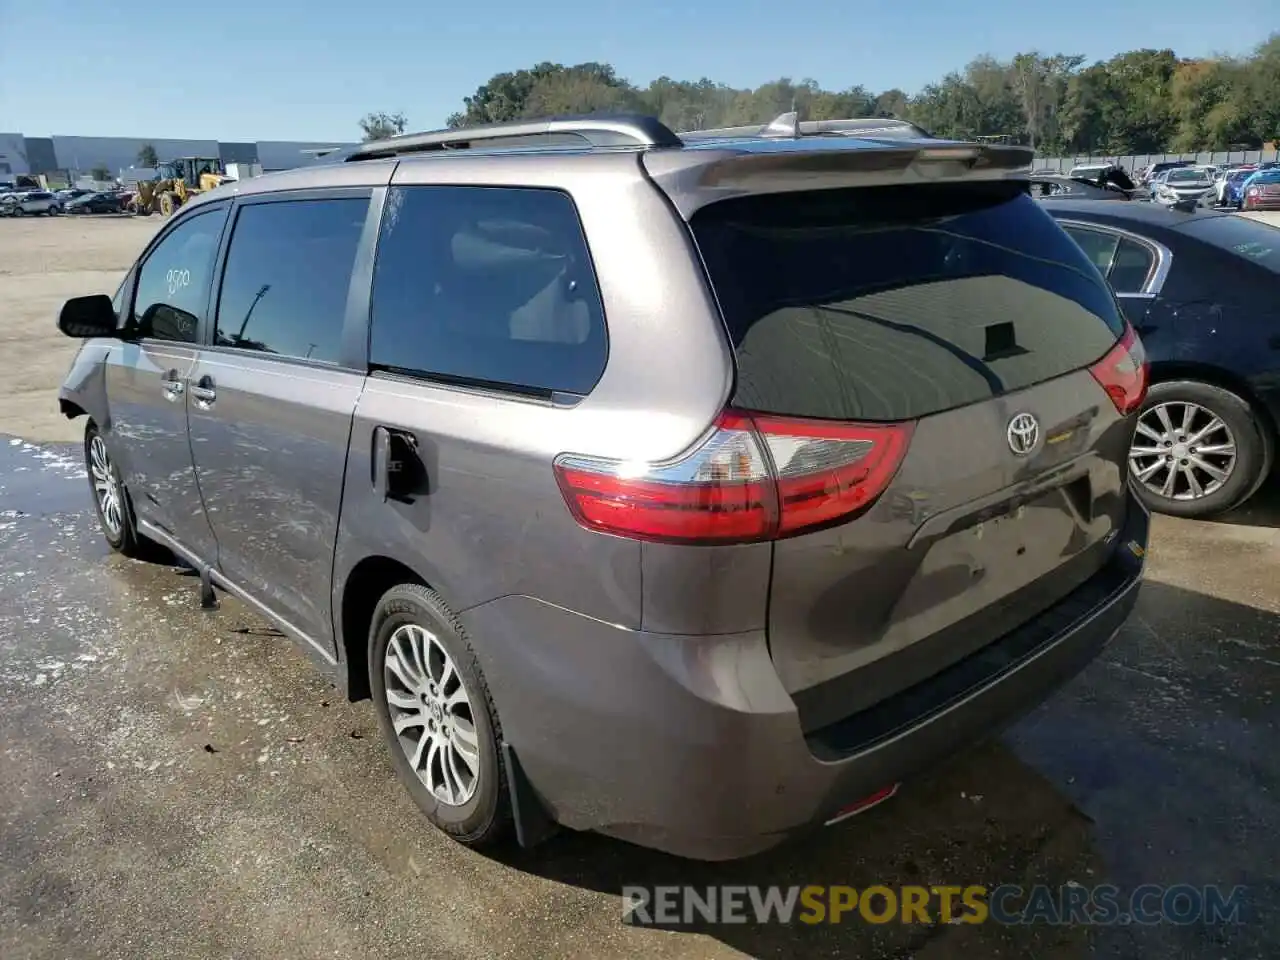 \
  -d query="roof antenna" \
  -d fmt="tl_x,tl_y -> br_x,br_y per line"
761,111 -> 801,139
